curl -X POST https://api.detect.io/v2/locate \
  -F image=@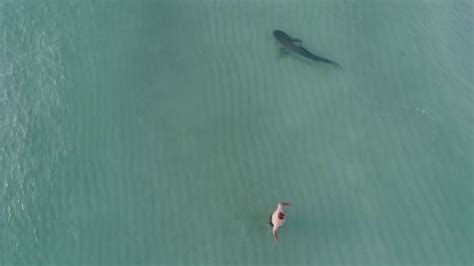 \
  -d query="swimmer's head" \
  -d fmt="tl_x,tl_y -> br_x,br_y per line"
278,212 -> 285,219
